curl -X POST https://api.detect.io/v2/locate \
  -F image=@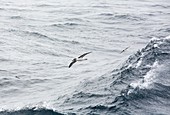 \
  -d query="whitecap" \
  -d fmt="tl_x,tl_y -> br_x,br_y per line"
153,43 -> 159,48
129,61 -> 160,91
165,35 -> 170,39
150,36 -> 159,41
135,58 -> 142,68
